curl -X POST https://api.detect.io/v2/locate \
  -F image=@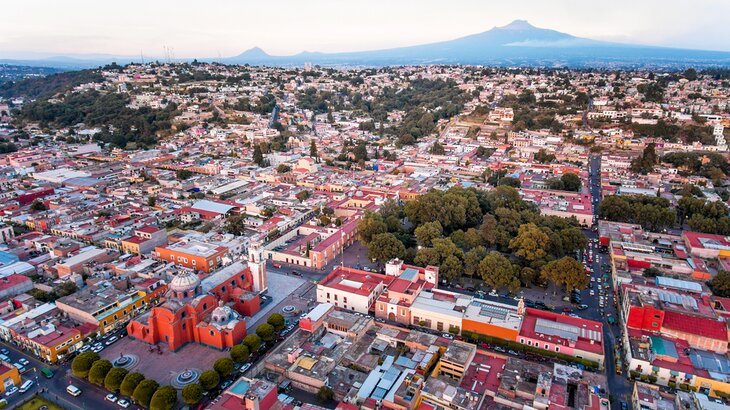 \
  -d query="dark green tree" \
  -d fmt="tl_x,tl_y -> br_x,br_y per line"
214,358 -> 235,378
267,313 -> 285,332
71,351 -> 100,378
255,323 -> 275,342
104,367 -> 128,392
150,385 -> 177,410
199,370 -> 220,391
242,334 -> 261,352
120,372 -> 145,397
132,379 -> 159,408
182,383 -> 203,405
231,344 -> 250,363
